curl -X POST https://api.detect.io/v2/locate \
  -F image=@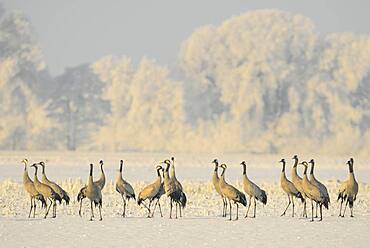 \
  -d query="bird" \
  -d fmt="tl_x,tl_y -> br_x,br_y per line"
170,157 -> 185,217
115,160 -> 136,217
137,165 -> 164,217
212,158 -> 227,217
162,160 -> 187,219
241,161 -> 267,218
77,160 -> 105,217
38,161 -> 70,205
278,158 -> 304,217
300,161 -> 329,221
291,155 -> 307,218
218,164 -> 247,220
308,159 -> 330,218
338,158 -> 358,217
84,163 -> 103,221
21,159 -> 46,218
30,163 -> 62,218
